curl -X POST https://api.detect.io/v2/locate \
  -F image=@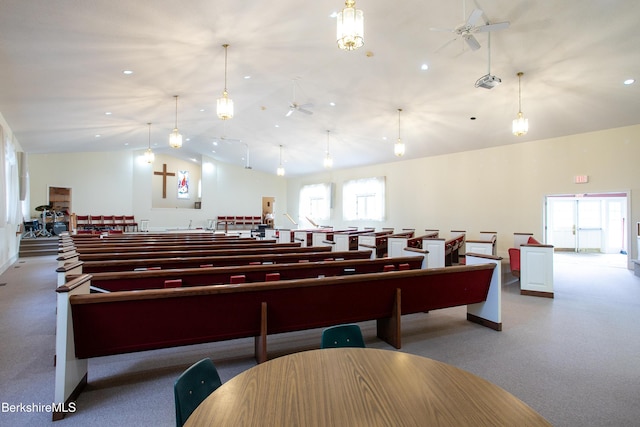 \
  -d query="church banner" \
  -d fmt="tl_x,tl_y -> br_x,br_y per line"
177,170 -> 189,199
